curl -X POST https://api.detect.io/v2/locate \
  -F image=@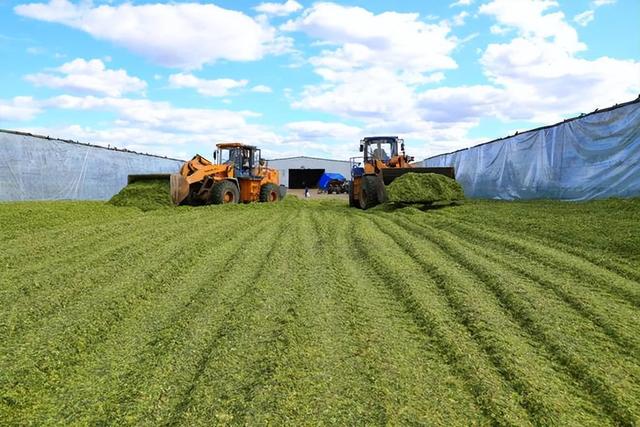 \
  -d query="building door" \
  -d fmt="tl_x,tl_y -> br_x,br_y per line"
288,169 -> 325,188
